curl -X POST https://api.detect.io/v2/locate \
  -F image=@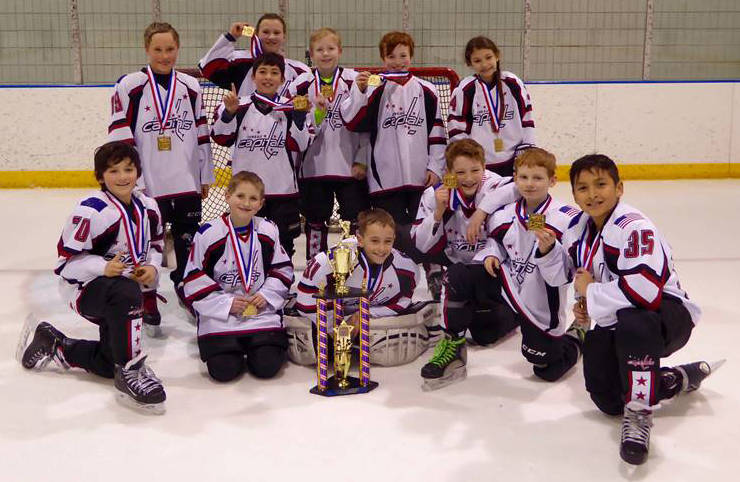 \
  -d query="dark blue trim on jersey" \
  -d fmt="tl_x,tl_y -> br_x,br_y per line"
0,84 -> 115,88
